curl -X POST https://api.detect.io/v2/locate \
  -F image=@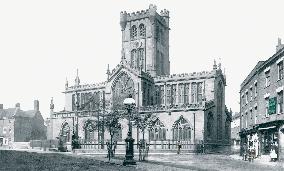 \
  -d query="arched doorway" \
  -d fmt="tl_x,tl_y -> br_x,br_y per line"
61,122 -> 70,143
